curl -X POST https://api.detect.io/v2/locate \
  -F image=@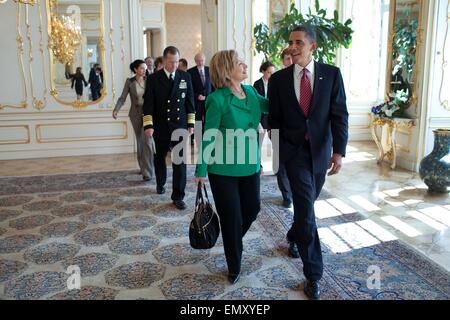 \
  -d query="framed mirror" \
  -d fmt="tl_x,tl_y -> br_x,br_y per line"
385,0 -> 421,116
46,0 -> 106,107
